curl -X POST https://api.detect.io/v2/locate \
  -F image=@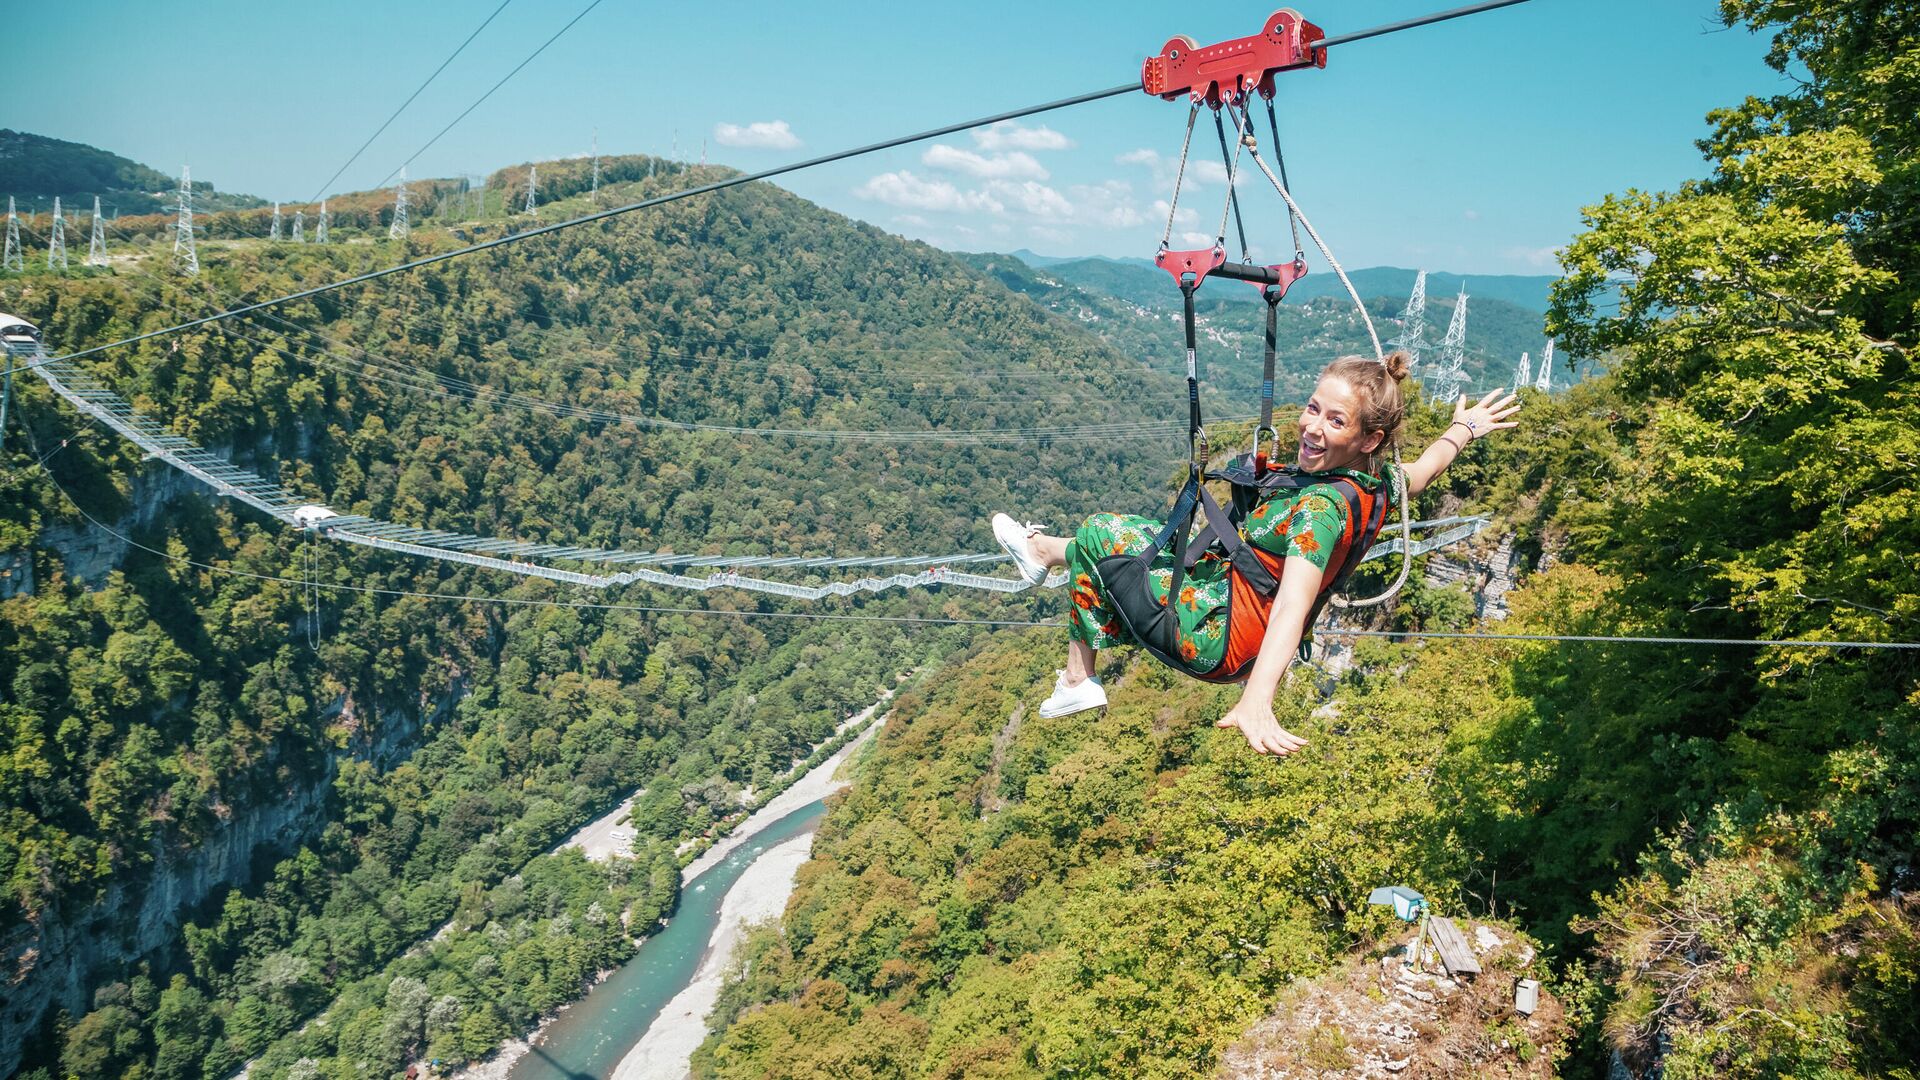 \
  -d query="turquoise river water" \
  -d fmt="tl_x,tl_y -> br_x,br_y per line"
503,797 -> 829,1080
